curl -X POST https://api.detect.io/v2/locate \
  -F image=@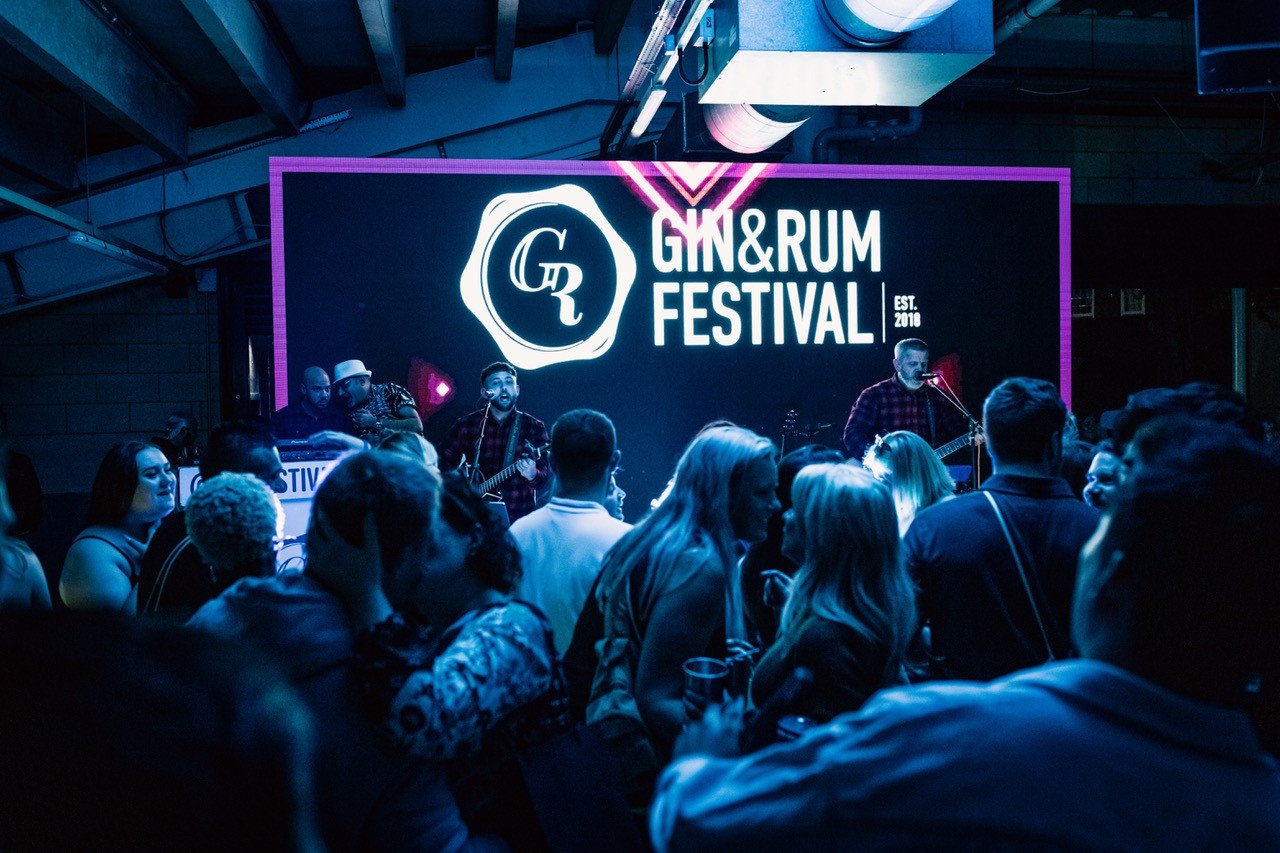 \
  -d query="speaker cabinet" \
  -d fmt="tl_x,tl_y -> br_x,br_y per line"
1195,0 -> 1280,95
